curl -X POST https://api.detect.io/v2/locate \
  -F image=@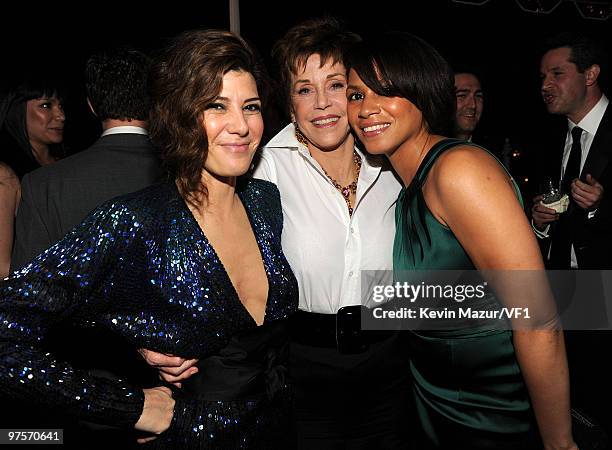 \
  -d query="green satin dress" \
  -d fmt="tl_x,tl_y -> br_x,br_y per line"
394,139 -> 537,448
